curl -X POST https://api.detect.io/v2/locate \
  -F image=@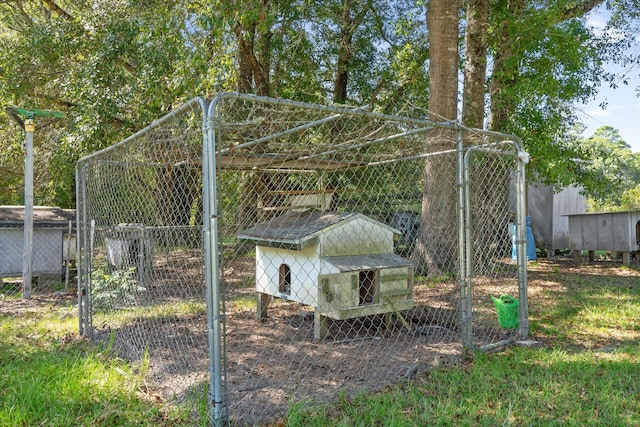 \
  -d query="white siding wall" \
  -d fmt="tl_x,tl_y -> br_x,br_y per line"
255,245 -> 320,306
319,217 -> 395,257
